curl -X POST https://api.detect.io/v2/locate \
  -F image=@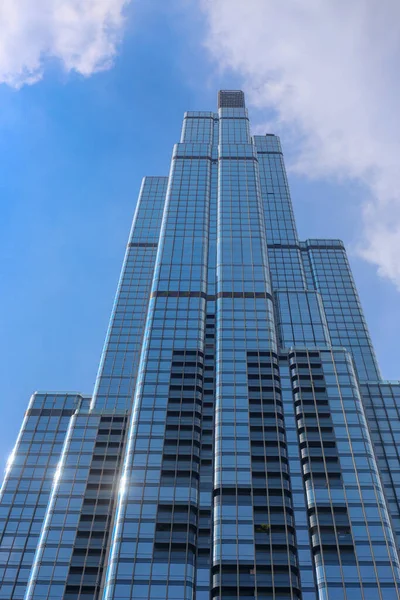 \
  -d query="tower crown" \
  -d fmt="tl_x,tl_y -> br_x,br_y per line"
218,89 -> 245,108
